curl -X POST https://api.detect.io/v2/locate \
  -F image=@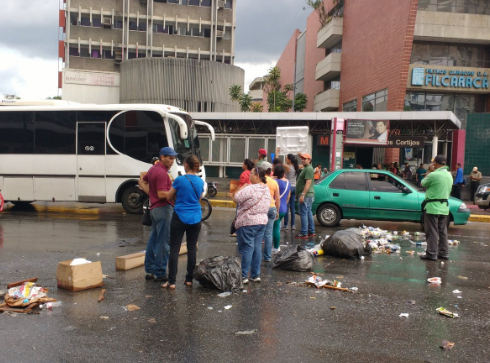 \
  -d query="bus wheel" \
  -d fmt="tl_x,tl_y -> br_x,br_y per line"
200,198 -> 212,221
122,187 -> 144,214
